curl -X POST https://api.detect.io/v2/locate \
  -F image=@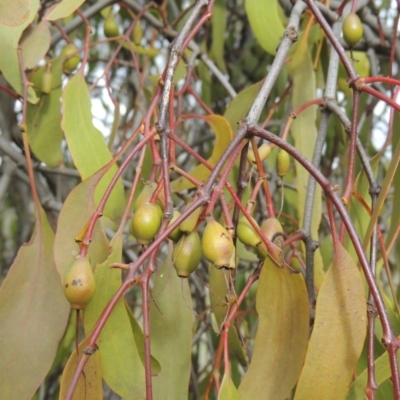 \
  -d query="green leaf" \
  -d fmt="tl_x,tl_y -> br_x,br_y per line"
294,243 -> 367,400
150,255 -> 193,400
54,170 -> 111,279
61,71 -> 125,221
210,0 -> 227,74
218,373 -> 240,400
0,207 -> 70,399
125,303 -> 162,376
224,80 -> 263,132
26,59 -> 64,167
209,265 -> 248,366
345,350 -> 400,400
20,20 -> 50,69
59,334 -> 103,400
289,38 -> 325,286
170,114 -> 233,192
238,259 -> 309,400
245,0 -> 285,56
0,0 -> 30,26
84,235 -> 146,399
0,0 -> 38,103
46,0 -> 85,21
